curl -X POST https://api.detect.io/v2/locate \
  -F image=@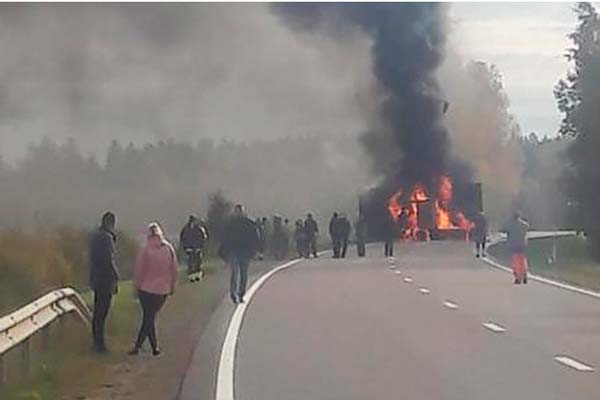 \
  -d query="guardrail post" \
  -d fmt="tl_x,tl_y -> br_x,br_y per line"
41,325 -> 50,351
0,355 -> 5,386
21,339 -> 30,379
